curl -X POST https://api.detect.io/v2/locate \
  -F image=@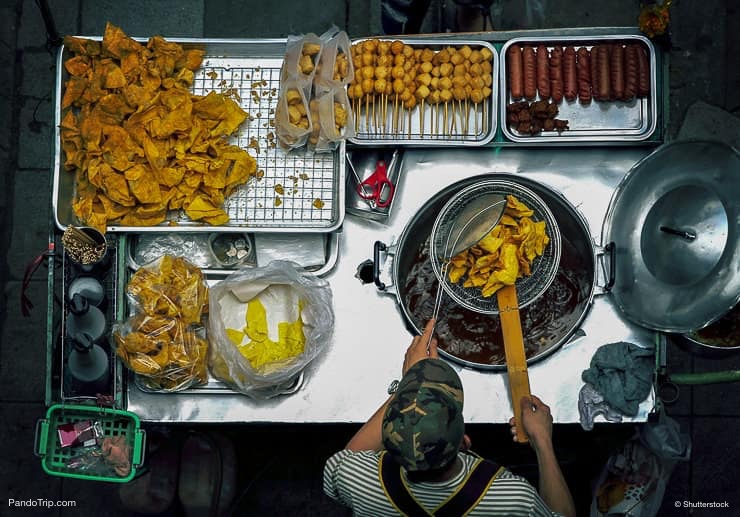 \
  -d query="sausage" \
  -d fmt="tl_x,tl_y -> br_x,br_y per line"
610,44 -> 624,101
623,44 -> 638,101
576,47 -> 592,104
590,45 -> 600,100
508,44 -> 524,100
563,46 -> 577,101
549,46 -> 563,103
522,46 -> 537,100
536,44 -> 550,100
597,45 -> 611,102
636,44 -> 650,97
